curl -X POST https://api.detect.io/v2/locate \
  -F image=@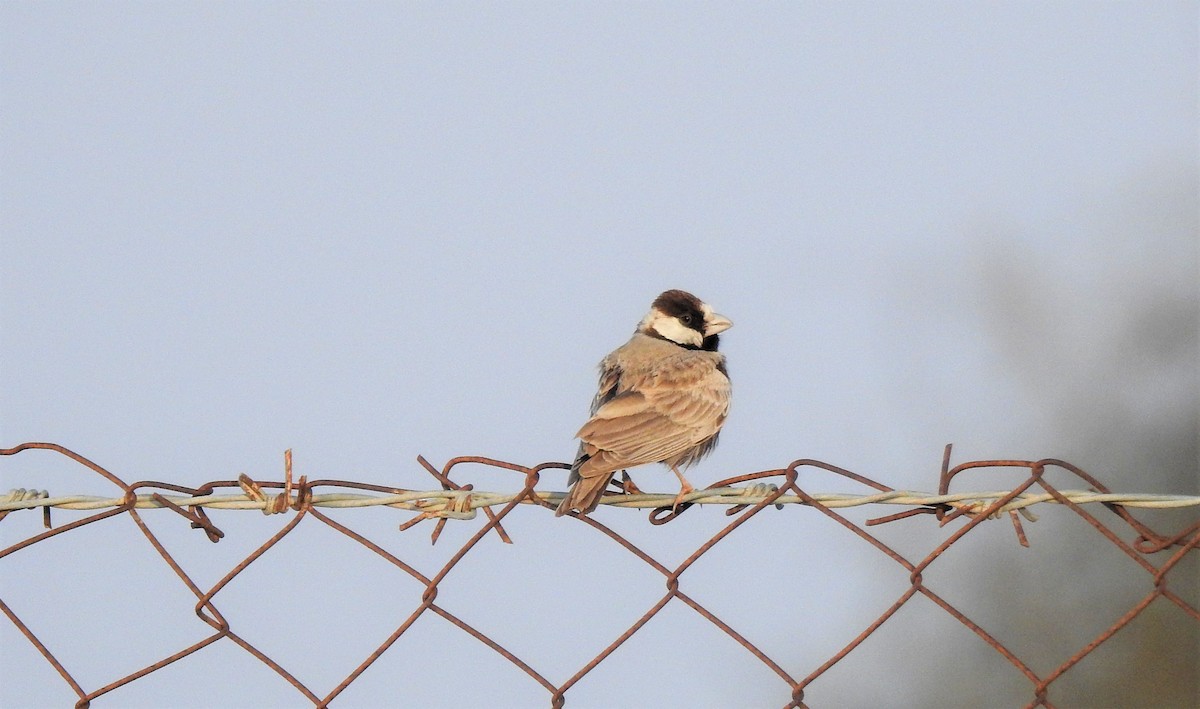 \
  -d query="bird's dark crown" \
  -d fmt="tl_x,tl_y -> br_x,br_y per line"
651,290 -> 705,329
648,289 -> 720,351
